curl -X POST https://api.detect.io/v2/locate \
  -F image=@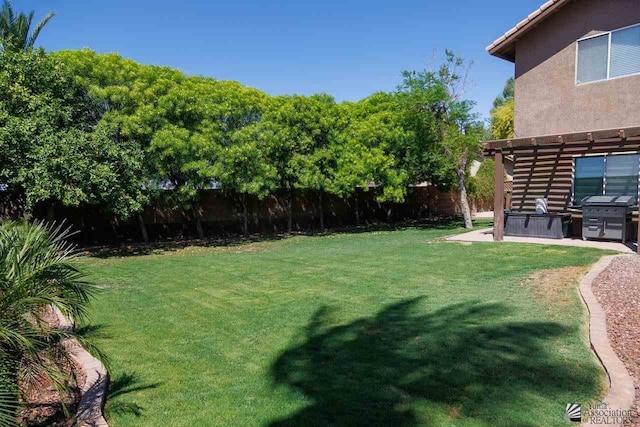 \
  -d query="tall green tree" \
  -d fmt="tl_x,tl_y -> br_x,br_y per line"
490,78 -> 515,139
0,50 -> 147,224
333,97 -> 409,224
288,94 -> 342,230
53,49 -> 192,239
216,127 -> 277,235
490,98 -> 515,140
145,77 -> 267,239
254,95 -> 339,233
54,50 -> 268,239
23,124 -> 146,220
397,51 -> 483,228
292,148 -> 334,229
0,1 -> 55,52
147,125 -> 217,239
492,77 -> 514,109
